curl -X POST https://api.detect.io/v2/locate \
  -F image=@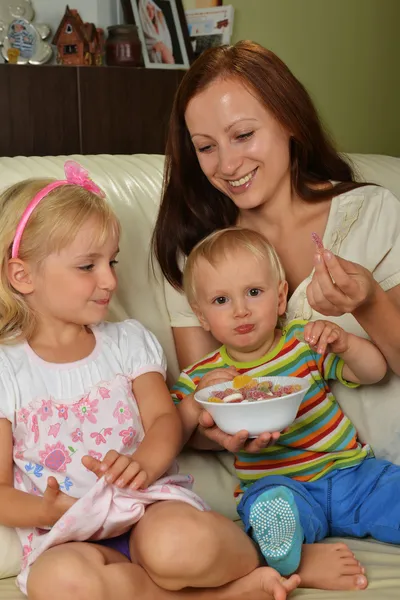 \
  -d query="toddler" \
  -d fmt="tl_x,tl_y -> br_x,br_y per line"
173,226 -> 393,588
